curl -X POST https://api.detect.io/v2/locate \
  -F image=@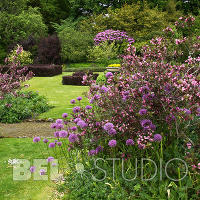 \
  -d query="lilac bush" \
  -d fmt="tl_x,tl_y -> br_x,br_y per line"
0,45 -> 33,98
